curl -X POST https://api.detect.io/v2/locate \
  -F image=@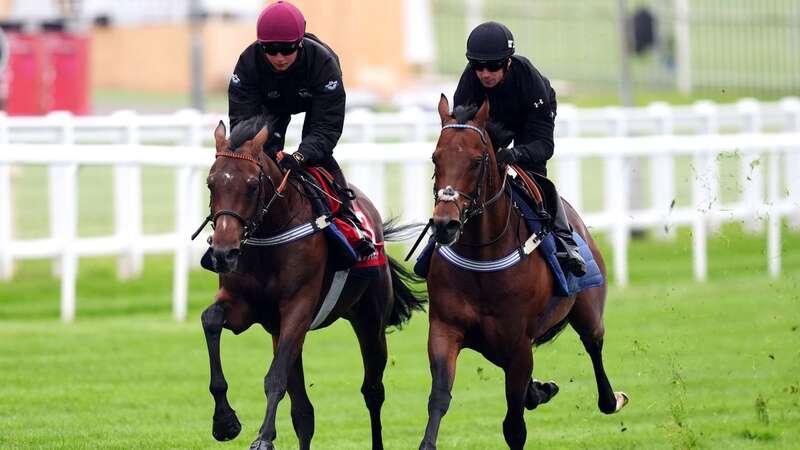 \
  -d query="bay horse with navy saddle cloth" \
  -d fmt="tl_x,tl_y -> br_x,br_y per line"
415,96 -> 628,450
196,115 -> 425,450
